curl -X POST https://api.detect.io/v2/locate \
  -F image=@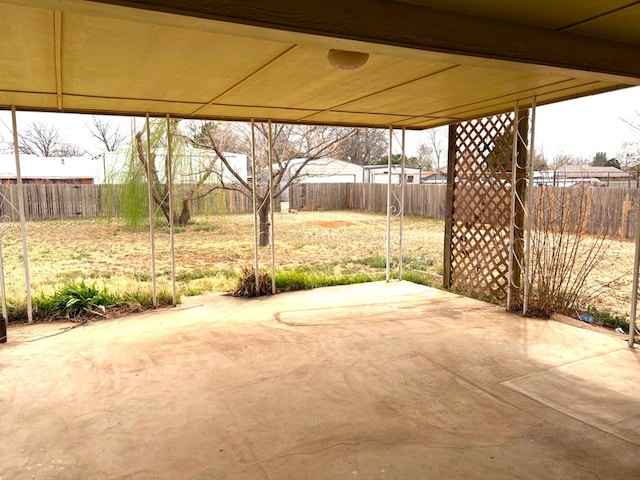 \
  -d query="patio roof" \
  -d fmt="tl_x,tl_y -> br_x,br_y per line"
1,0 -> 639,128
